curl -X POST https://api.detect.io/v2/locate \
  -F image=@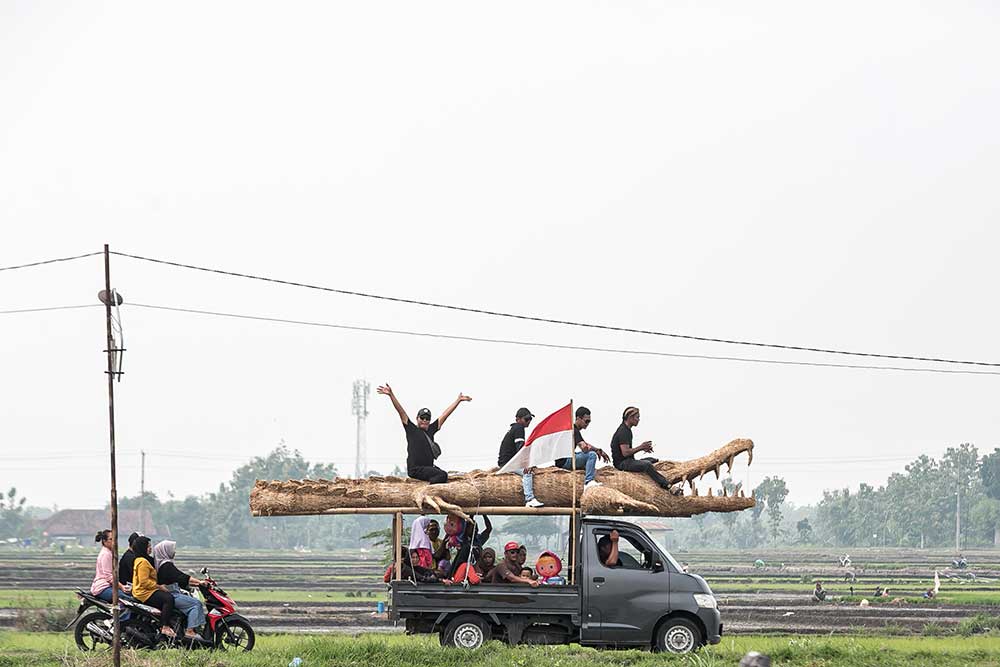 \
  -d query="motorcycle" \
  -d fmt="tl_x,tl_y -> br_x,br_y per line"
70,568 -> 254,652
